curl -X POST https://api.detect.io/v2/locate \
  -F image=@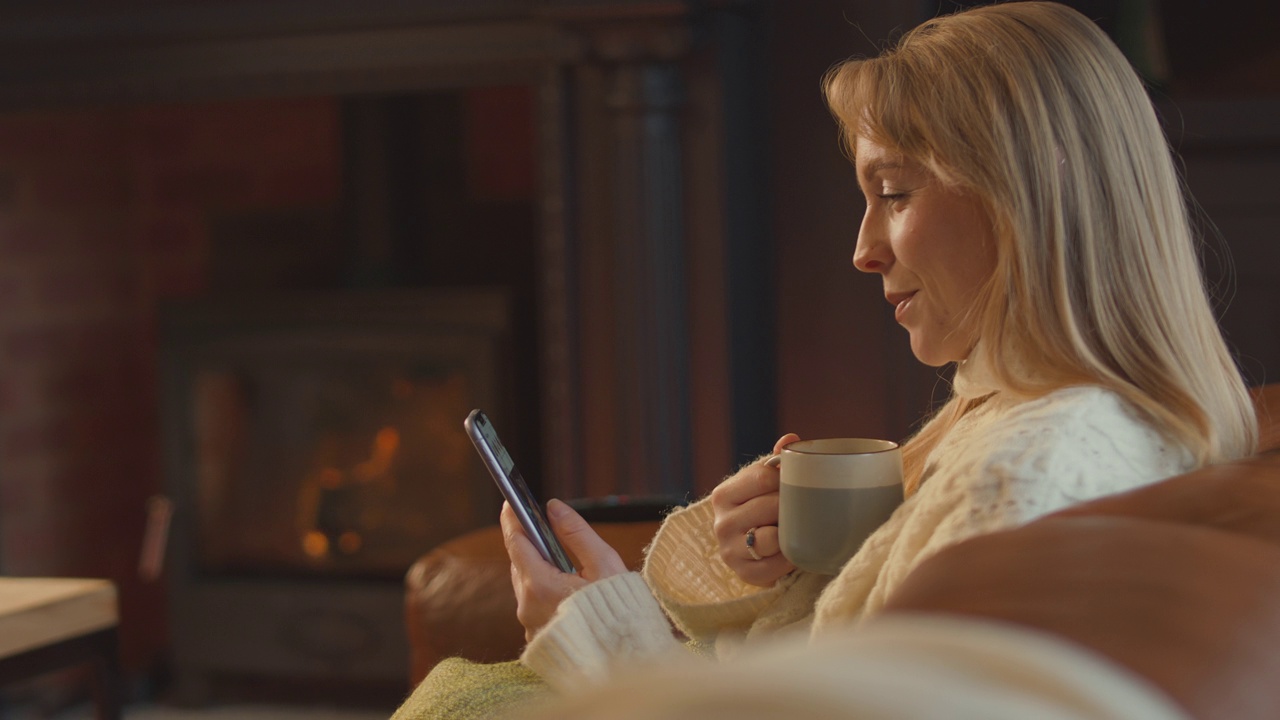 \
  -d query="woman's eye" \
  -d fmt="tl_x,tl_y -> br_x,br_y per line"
876,192 -> 907,201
